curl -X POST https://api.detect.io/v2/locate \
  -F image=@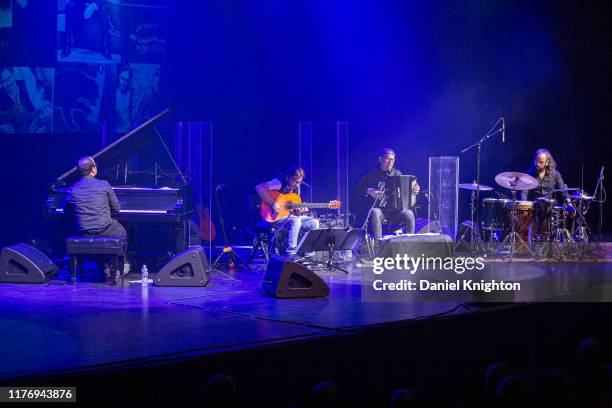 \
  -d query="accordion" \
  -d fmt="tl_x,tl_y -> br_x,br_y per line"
384,175 -> 417,210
